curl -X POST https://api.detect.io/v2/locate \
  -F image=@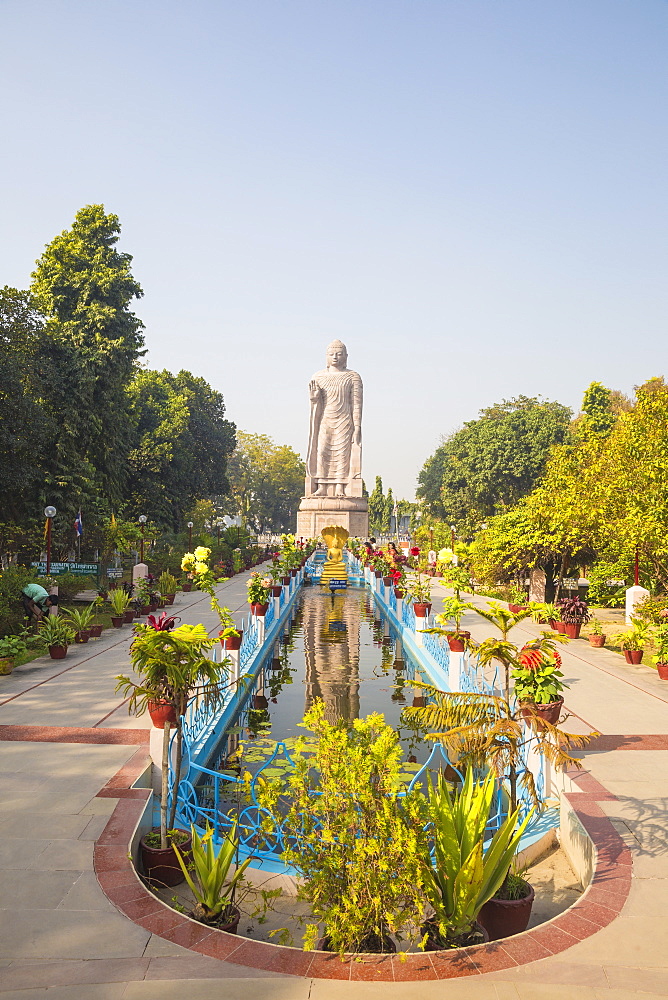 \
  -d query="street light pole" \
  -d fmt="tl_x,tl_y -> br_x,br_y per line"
138,515 -> 147,563
44,506 -> 56,575
450,524 -> 456,553
187,521 -> 194,550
